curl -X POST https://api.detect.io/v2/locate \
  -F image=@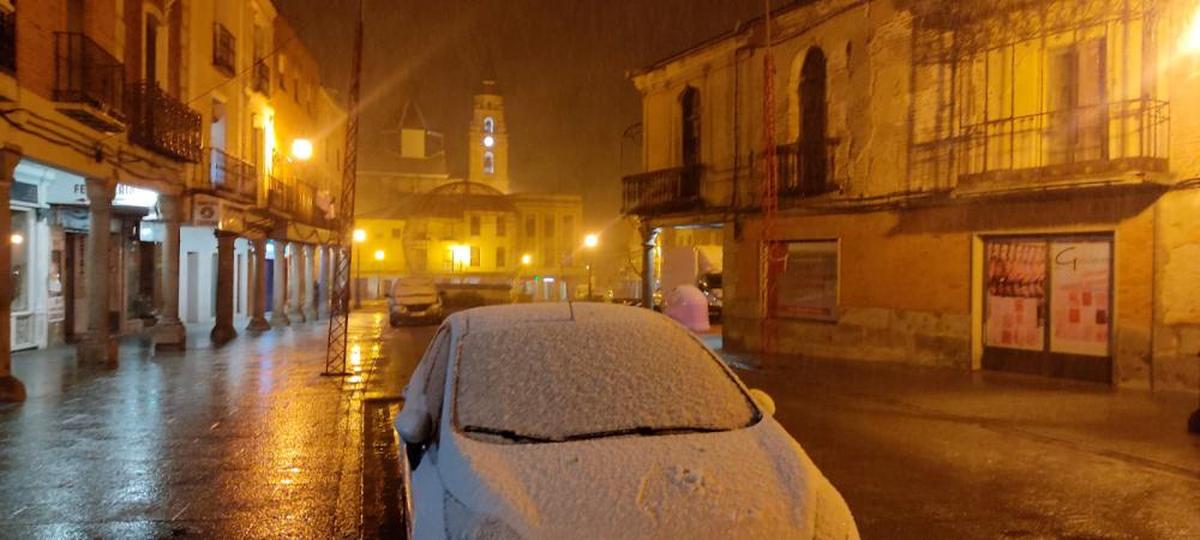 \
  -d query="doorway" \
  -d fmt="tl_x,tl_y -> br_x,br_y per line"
186,252 -> 199,323
981,234 -> 1113,383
